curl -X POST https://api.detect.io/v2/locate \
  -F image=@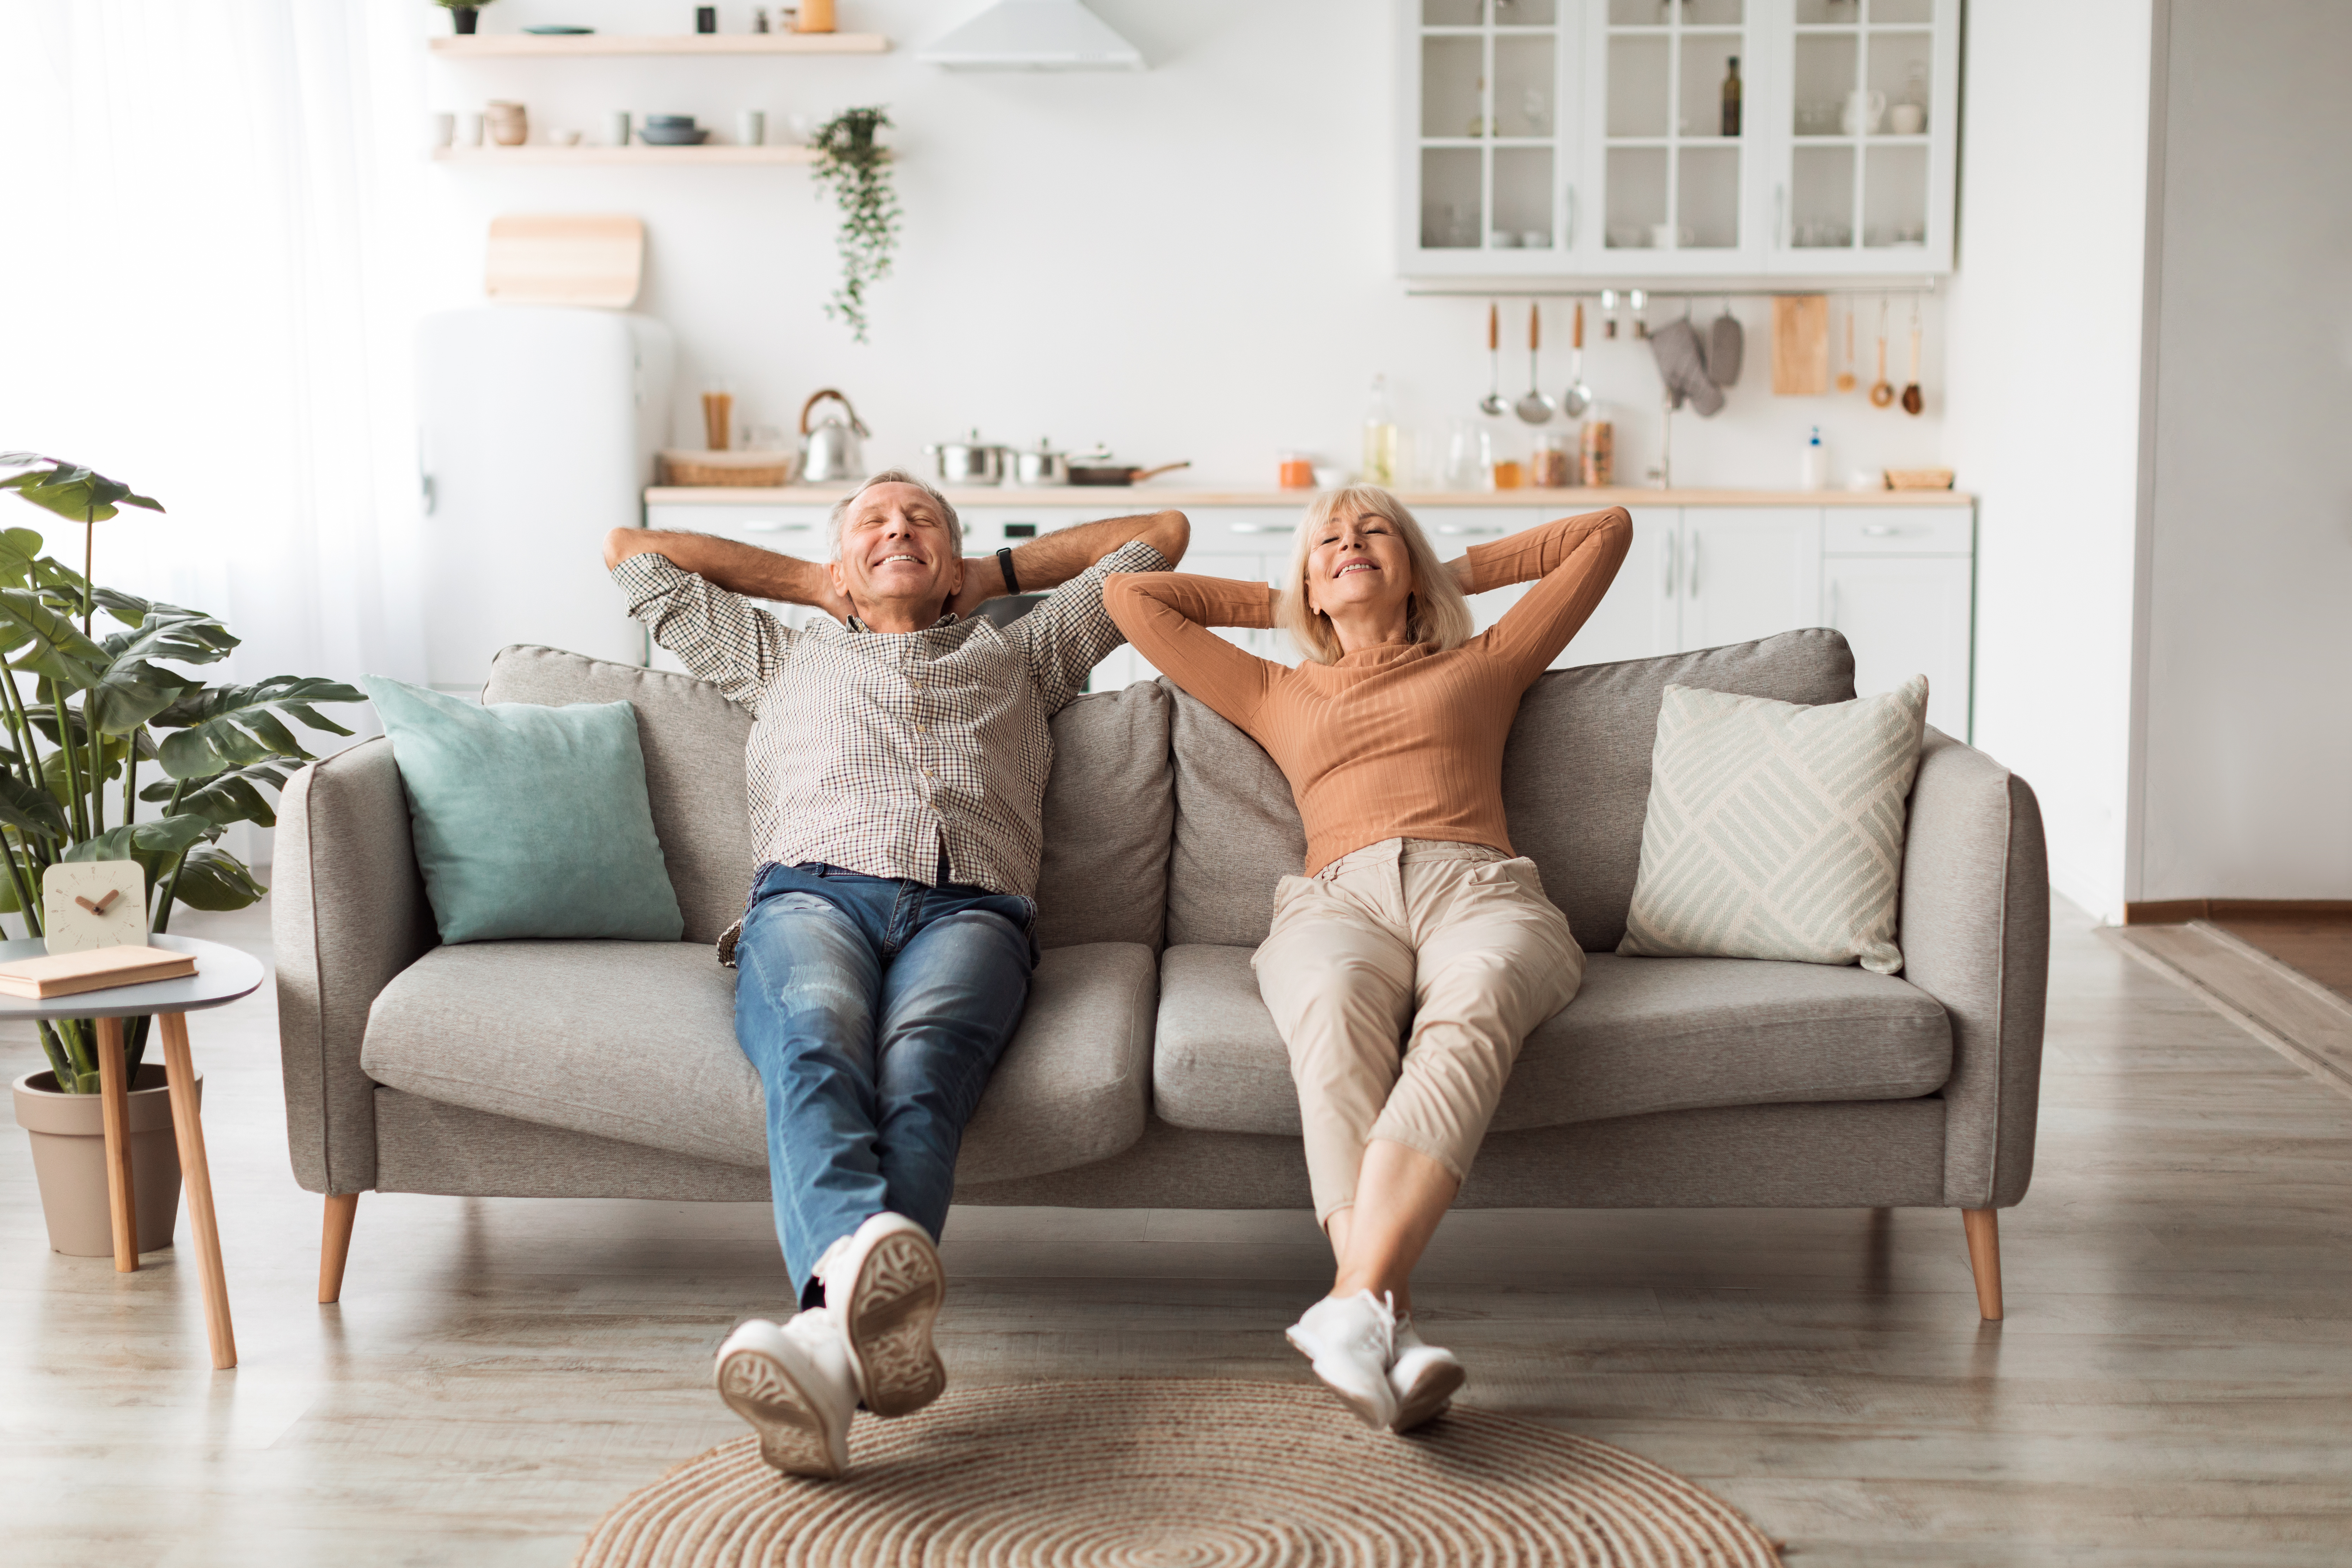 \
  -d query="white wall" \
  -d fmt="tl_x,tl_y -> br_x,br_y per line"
2132,0 -> 2352,901
1942,0 -> 2155,921
414,0 -> 1952,493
